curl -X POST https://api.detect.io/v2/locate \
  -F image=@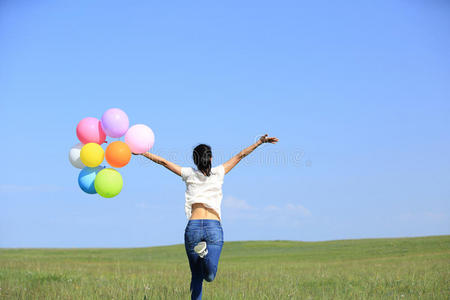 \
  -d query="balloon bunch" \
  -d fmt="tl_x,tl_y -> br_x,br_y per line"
69,108 -> 155,198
